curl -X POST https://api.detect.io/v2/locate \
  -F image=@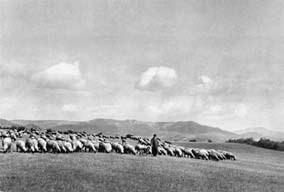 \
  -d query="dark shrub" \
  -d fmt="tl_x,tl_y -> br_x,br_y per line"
226,137 -> 284,151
